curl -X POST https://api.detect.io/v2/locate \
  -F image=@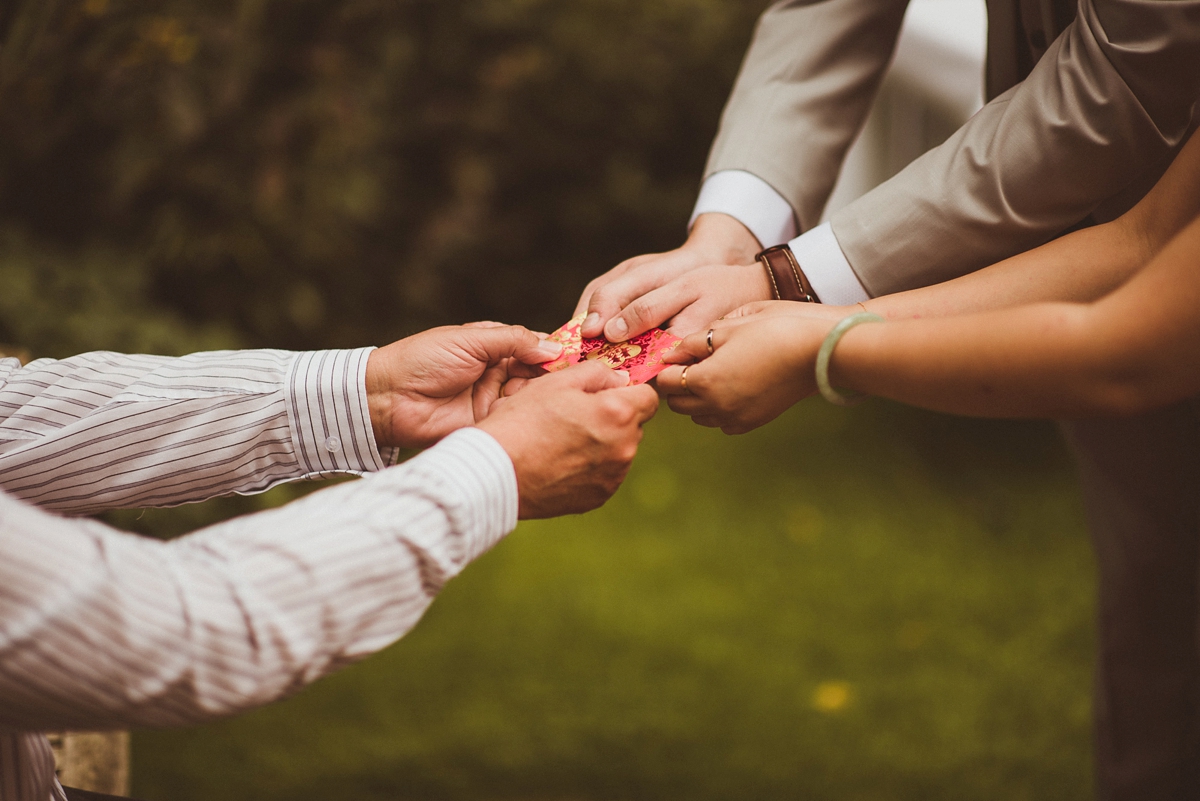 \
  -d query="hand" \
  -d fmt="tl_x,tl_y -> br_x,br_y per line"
721,299 -> 857,325
478,362 -> 660,519
655,306 -> 837,434
575,213 -> 770,342
366,324 -> 563,449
